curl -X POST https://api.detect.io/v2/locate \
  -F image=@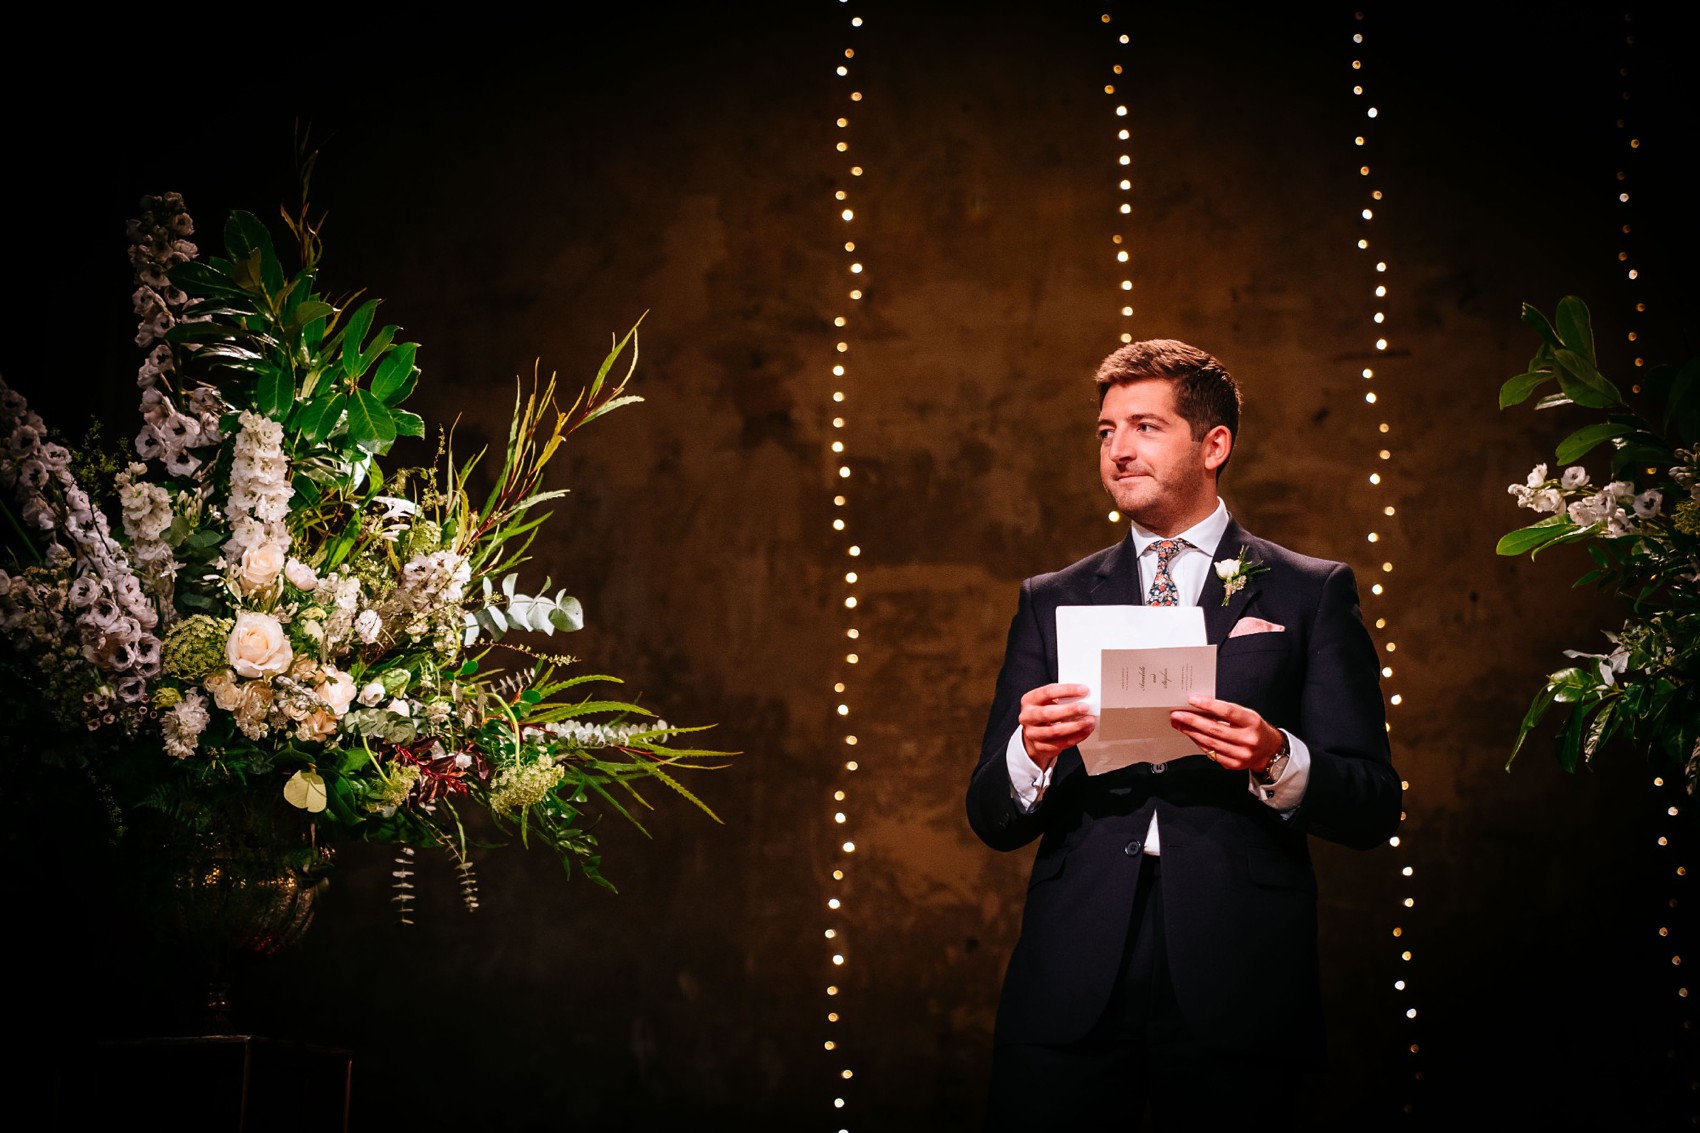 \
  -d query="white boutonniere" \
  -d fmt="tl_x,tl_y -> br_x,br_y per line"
1214,548 -> 1271,605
